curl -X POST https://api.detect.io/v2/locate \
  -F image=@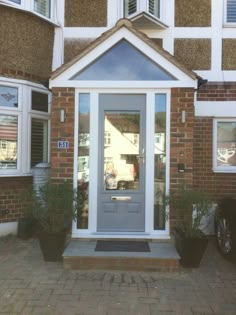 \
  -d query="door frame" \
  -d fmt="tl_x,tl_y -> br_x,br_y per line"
72,88 -> 171,239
